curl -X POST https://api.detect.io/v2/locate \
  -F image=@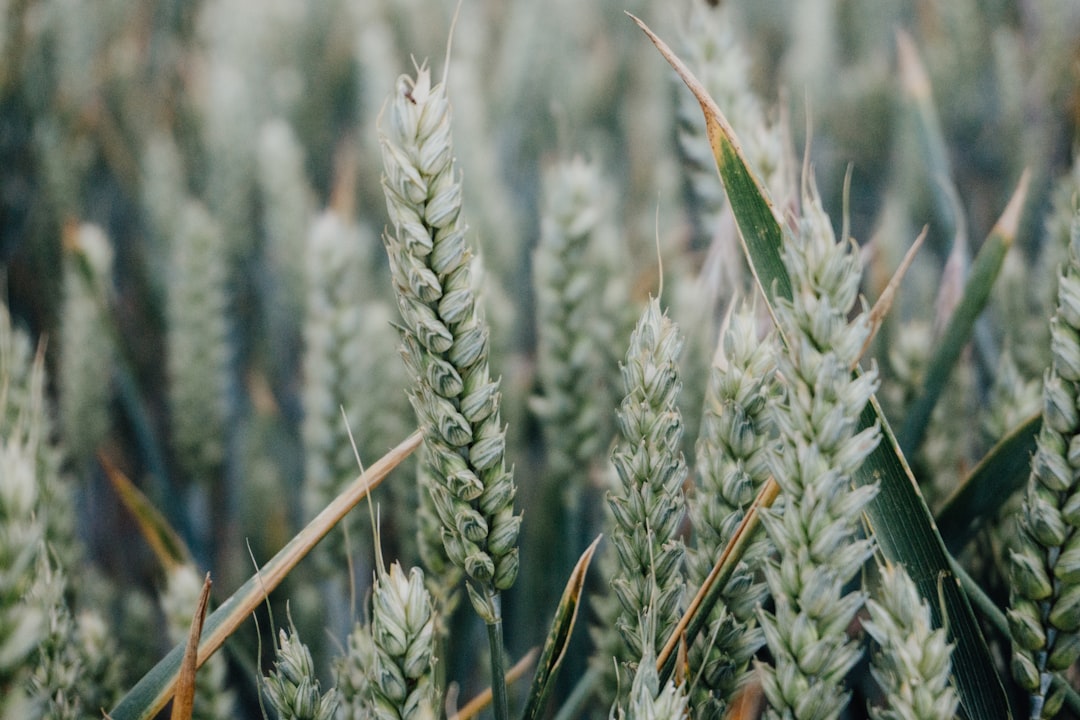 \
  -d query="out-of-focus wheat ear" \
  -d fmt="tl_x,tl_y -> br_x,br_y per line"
299,210 -> 378,578
1,303 -> 89,718
256,117 -> 315,386
166,201 -> 232,487
532,156 -> 628,619
58,222 -> 116,466
25,552 -> 82,720
0,426 -> 47,716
